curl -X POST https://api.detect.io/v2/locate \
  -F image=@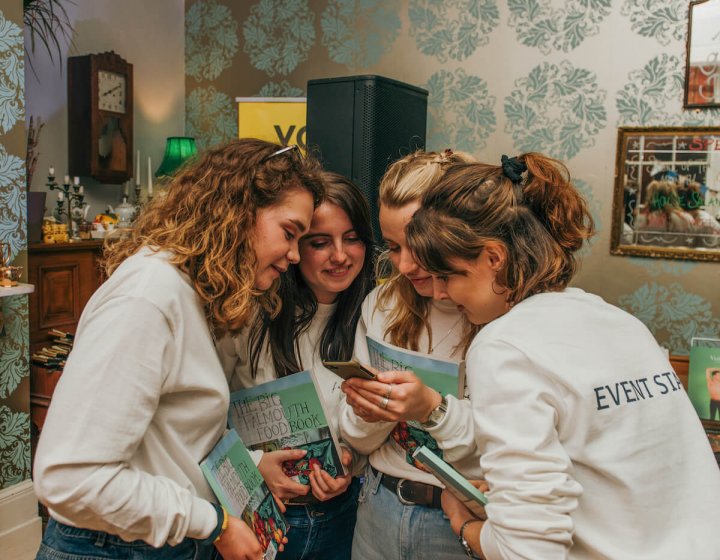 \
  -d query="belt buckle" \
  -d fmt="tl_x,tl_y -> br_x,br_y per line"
395,479 -> 416,506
